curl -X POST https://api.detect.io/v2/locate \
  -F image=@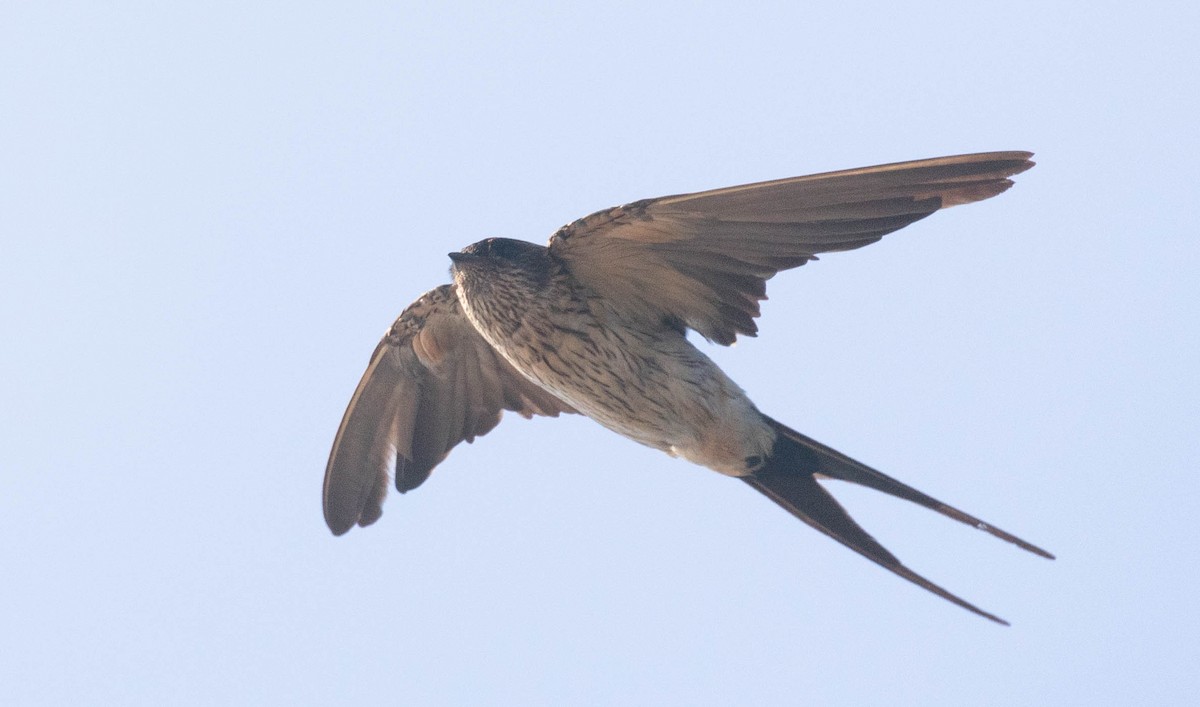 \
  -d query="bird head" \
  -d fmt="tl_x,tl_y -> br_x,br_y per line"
448,238 -> 558,327
450,238 -> 553,287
